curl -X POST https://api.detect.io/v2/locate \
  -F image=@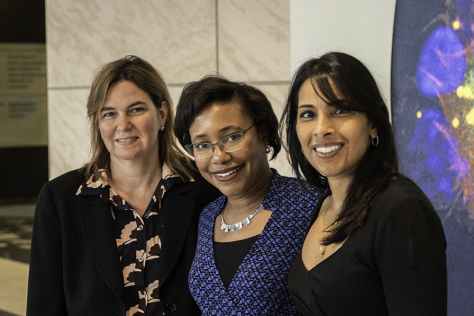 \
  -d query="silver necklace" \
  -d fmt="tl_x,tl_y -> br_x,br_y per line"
220,204 -> 263,232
